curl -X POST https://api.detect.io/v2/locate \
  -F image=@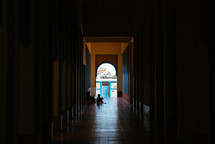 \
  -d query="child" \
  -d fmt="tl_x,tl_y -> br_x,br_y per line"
97,94 -> 105,104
